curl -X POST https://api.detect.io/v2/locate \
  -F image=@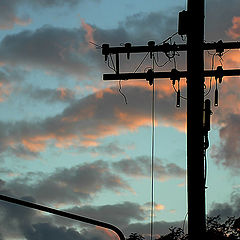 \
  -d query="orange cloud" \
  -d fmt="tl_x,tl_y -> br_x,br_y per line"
227,16 -> 240,39
81,18 -> 96,49
155,204 -> 165,211
61,105 -> 95,123
81,140 -> 99,147
21,135 -> 53,152
0,82 -> 12,102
